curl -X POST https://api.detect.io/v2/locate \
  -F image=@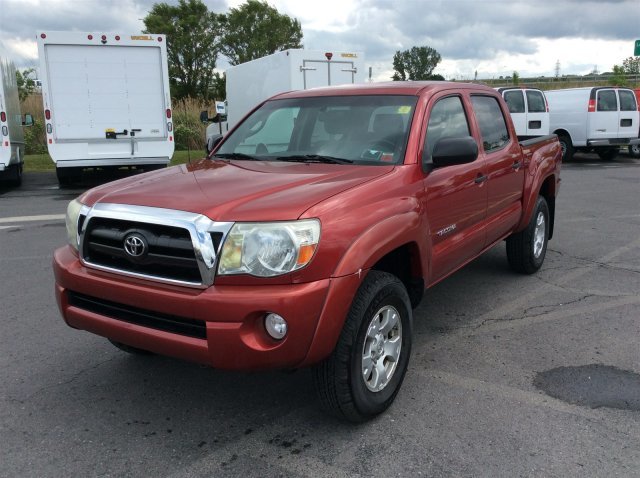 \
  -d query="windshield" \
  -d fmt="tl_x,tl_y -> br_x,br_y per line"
215,95 -> 418,165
